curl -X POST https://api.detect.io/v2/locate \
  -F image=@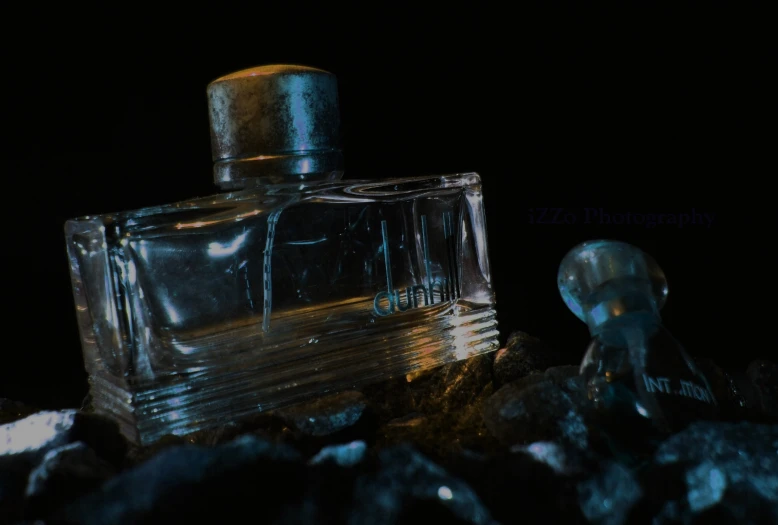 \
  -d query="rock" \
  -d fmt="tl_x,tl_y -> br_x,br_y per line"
511,441 -> 586,476
61,435 -> 306,525
0,410 -> 127,523
309,440 -> 367,468
25,442 -> 115,519
127,434 -> 188,466
417,354 -> 494,414
650,421 -> 778,523
360,376 -> 420,423
559,374 -> 590,410
184,412 -> 292,448
376,381 -> 501,461
577,461 -> 643,525
274,391 -> 370,437
271,391 -> 378,456
0,399 -> 38,425
492,332 -> 575,388
544,365 -> 581,384
348,445 -> 494,525
481,380 -> 588,450
0,410 -> 127,468
448,382 -> 503,456
746,360 -> 778,421
189,392 -> 378,455
444,448 -> 586,524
